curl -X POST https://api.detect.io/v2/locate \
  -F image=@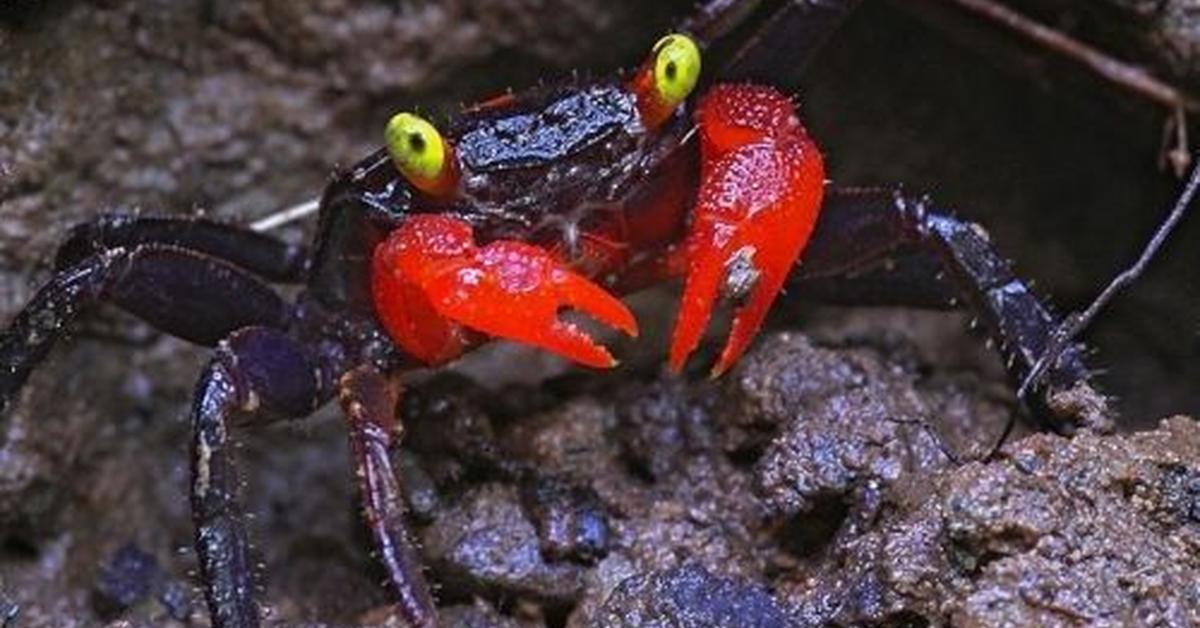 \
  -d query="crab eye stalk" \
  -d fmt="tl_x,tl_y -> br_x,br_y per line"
385,112 -> 459,197
653,34 -> 701,107
632,33 -> 702,129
